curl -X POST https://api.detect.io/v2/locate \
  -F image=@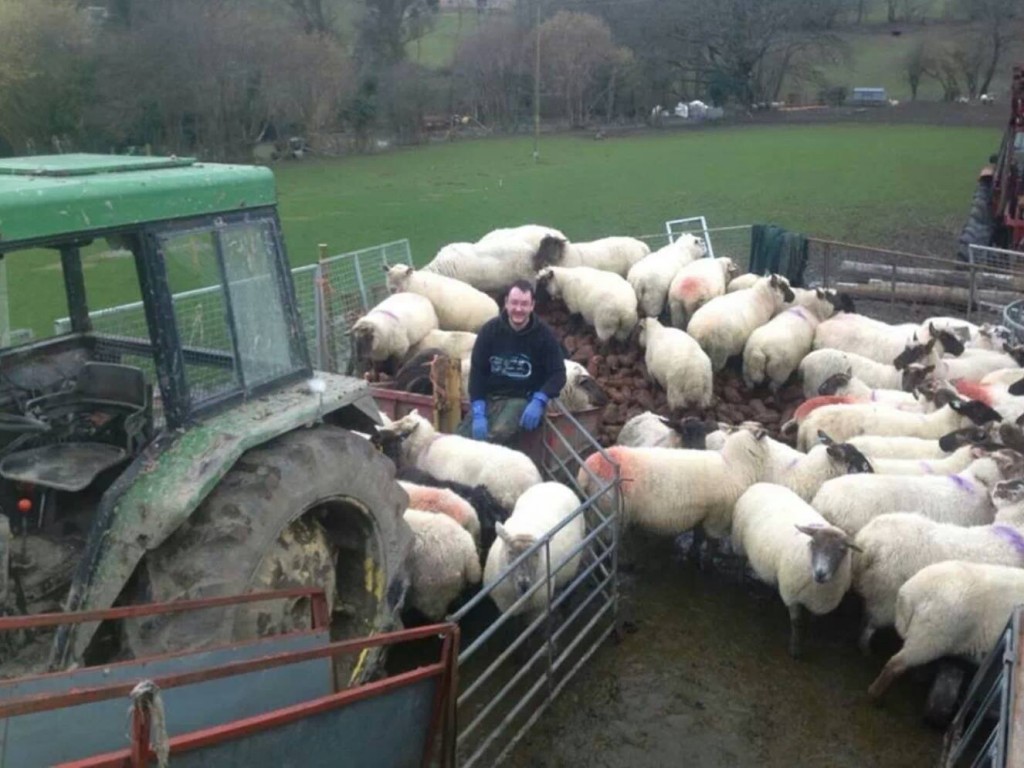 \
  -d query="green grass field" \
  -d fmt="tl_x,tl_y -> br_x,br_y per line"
5,123 -> 1000,337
